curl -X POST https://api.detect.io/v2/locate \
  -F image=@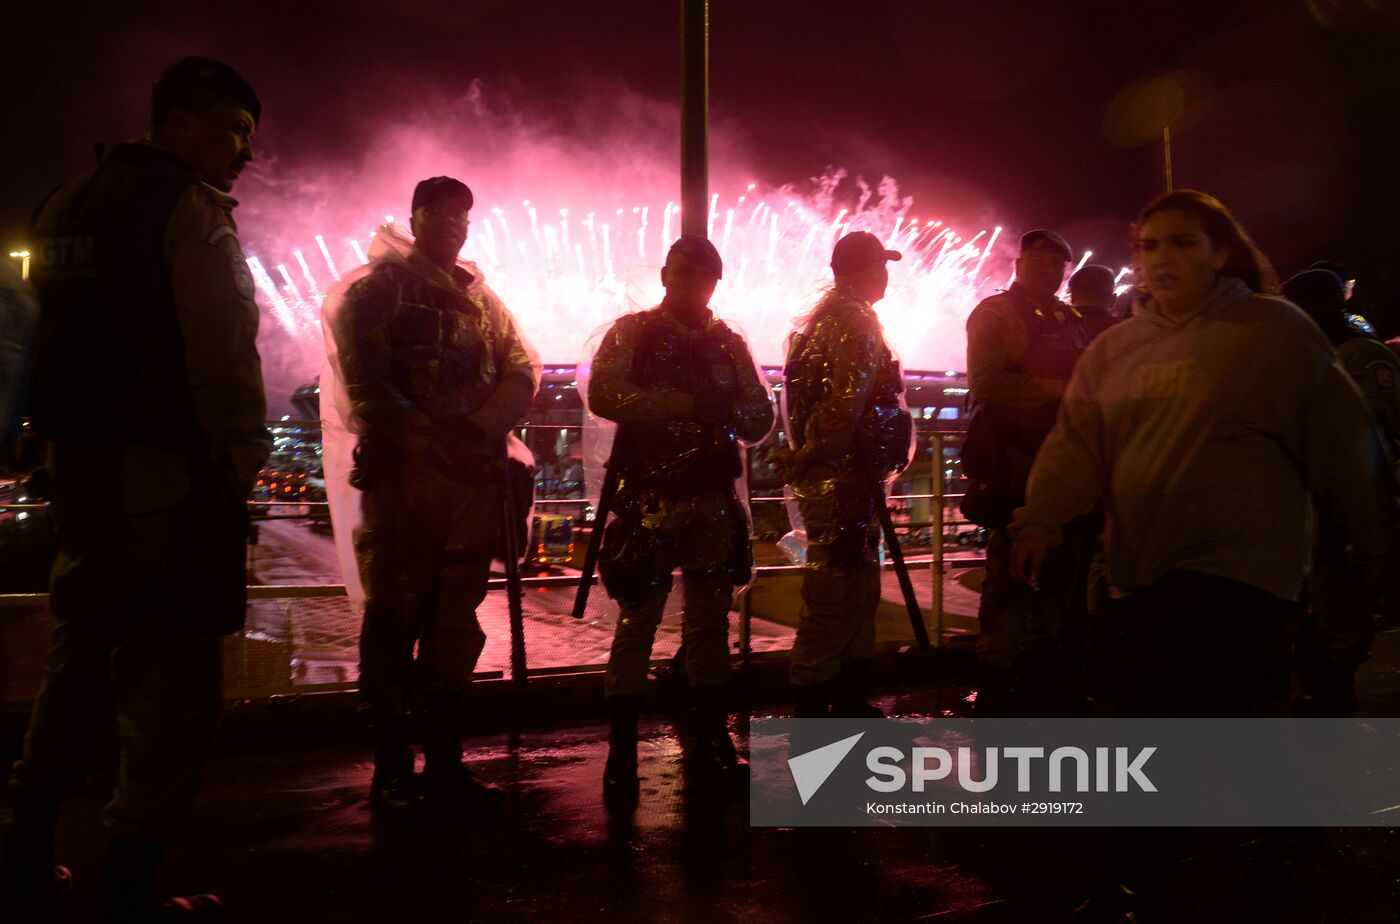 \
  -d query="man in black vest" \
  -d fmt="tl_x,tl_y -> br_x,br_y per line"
964,229 -> 1091,715
1283,268 -> 1400,715
589,235 -> 774,806
1,58 -> 270,921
